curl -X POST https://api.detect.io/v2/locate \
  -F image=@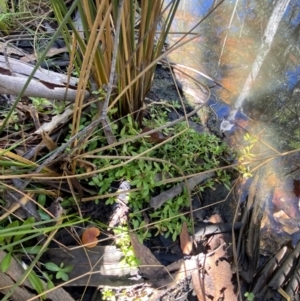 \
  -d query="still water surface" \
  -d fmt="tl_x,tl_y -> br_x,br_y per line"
166,0 -> 300,250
